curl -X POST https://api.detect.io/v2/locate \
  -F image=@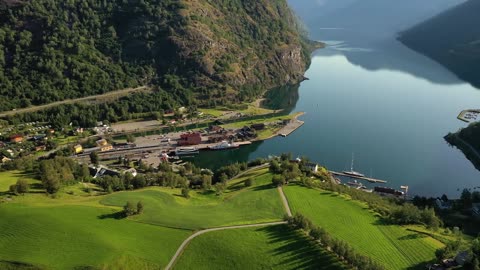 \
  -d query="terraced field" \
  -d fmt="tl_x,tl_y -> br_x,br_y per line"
101,171 -> 285,229
174,224 -> 345,270
284,185 -> 444,270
